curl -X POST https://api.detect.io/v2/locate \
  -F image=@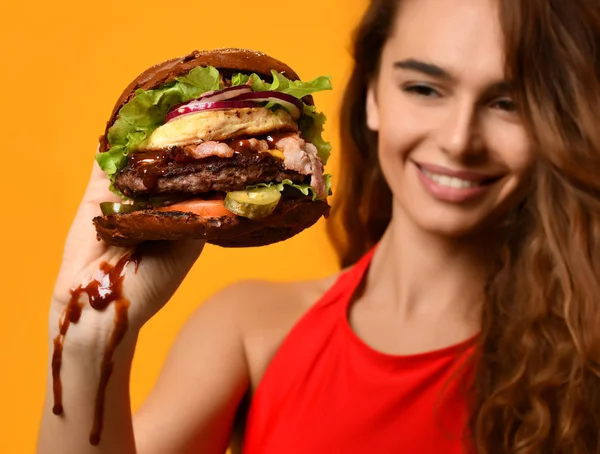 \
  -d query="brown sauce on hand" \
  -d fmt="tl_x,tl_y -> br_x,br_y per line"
52,252 -> 141,446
